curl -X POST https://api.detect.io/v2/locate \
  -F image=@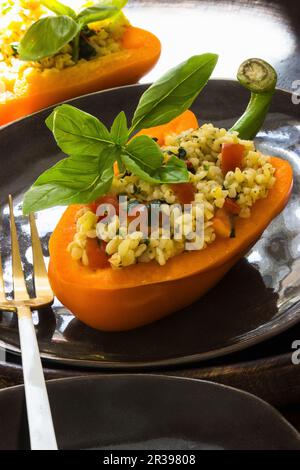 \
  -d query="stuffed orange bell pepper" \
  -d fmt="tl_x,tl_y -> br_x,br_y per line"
22,55 -> 293,331
0,1 -> 161,125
